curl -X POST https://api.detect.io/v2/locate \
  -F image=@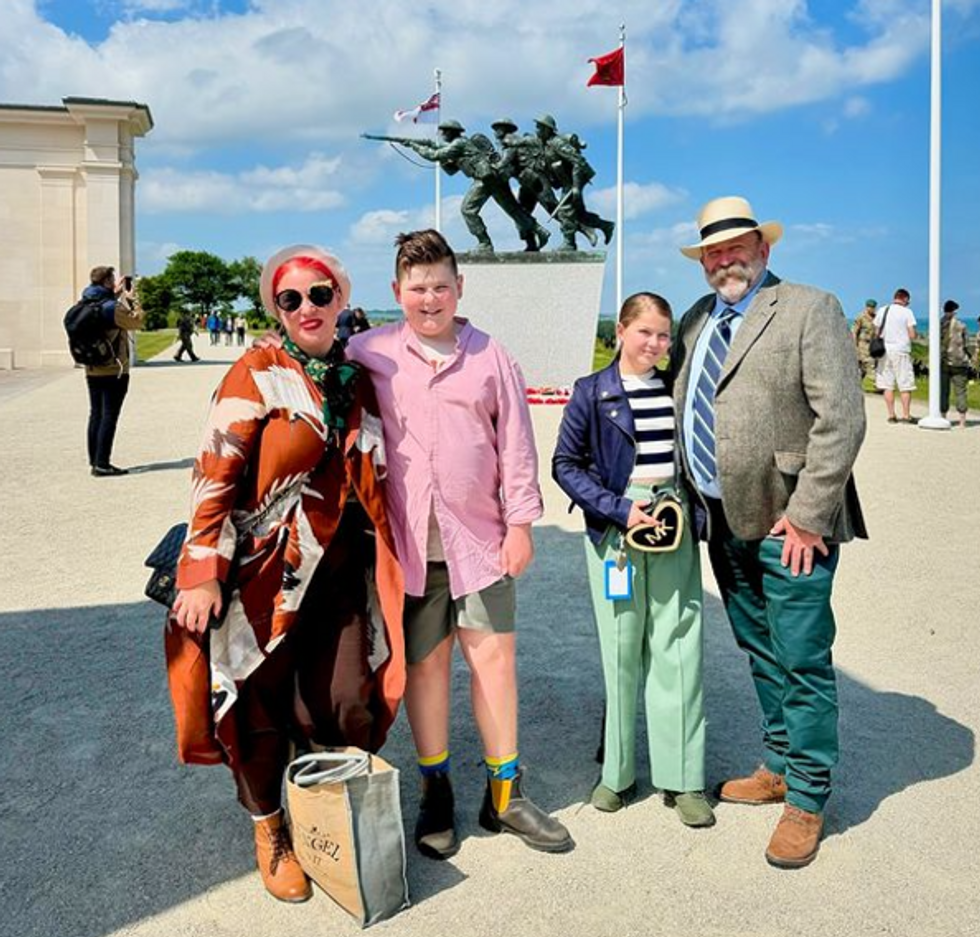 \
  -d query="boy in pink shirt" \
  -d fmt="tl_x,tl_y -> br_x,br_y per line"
348,229 -> 572,858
